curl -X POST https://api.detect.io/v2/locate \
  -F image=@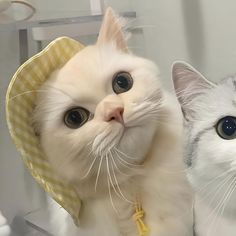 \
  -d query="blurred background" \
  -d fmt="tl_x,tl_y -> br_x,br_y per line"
1,0 -> 236,235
